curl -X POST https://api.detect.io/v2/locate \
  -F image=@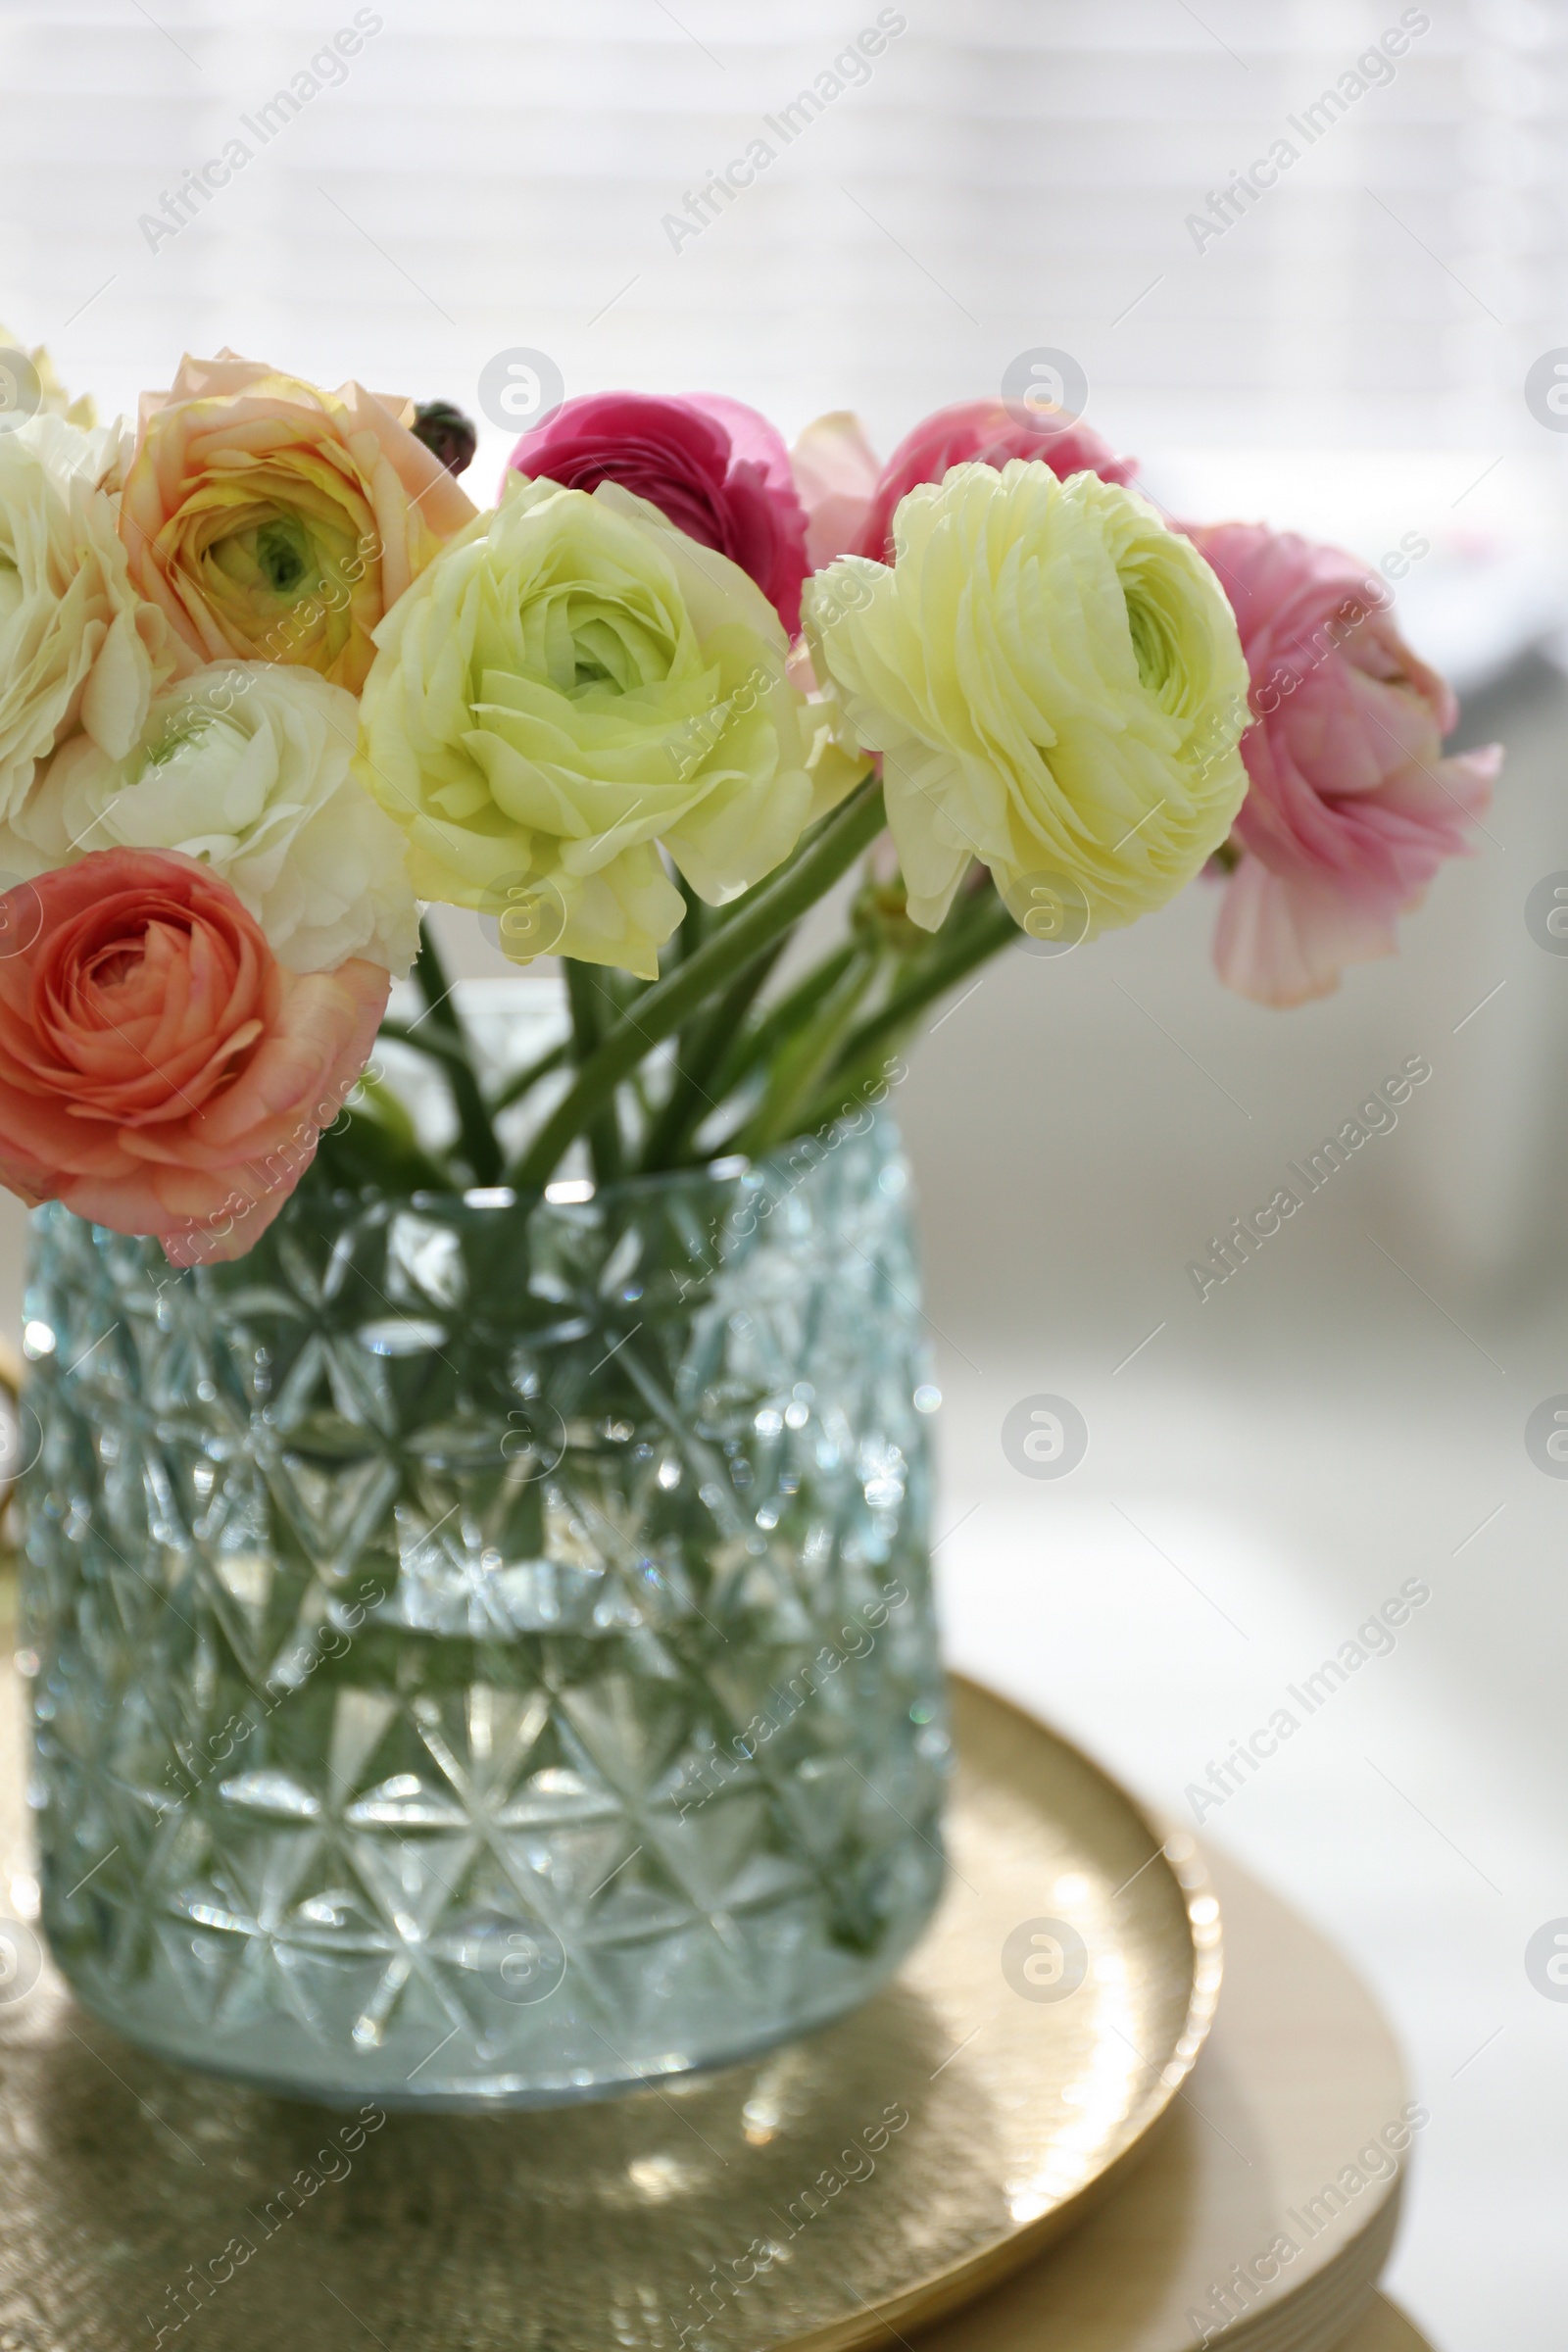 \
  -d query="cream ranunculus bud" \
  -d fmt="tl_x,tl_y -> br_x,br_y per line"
357,474 -> 820,978
802,459 -> 1251,936
0,416 -> 172,826
5,662 -> 418,977
0,324 -> 96,427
